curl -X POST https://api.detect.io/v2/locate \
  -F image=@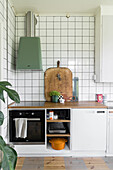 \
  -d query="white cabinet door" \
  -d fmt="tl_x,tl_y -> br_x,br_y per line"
109,117 -> 113,154
95,8 -> 113,82
102,16 -> 113,82
72,109 -> 106,151
107,111 -> 113,154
